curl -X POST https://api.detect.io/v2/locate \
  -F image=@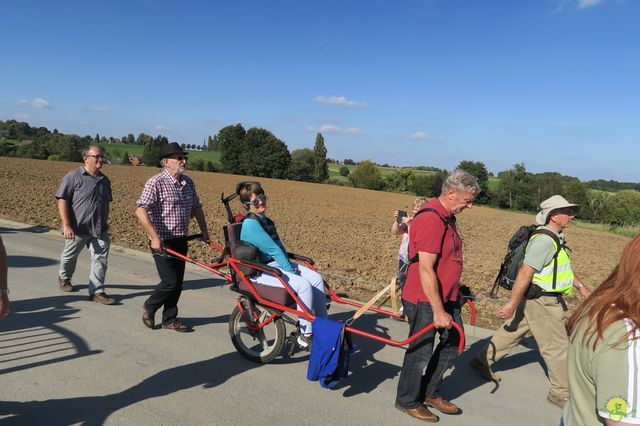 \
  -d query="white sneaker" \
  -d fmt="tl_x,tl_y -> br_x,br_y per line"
297,334 -> 313,349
